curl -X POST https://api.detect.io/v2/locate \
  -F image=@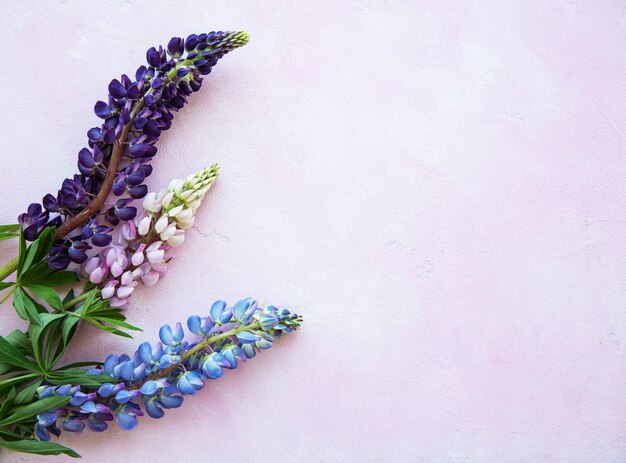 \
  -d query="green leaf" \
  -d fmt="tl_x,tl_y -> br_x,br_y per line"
19,241 -> 40,278
17,227 -> 55,279
0,336 -> 38,371
0,388 -> 17,419
12,287 -> 42,324
61,315 -> 80,346
0,438 -> 80,458
24,270 -> 78,288
0,233 -> 18,241
0,224 -> 19,233
4,329 -> 33,356
98,316 -> 142,332
14,379 -> 43,405
57,361 -> 102,369
0,395 -> 69,427
46,369 -> 112,387
17,229 -> 26,275
0,282 -> 14,291
85,319 -> 133,338
0,374 -> 40,398
23,285 -> 63,310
